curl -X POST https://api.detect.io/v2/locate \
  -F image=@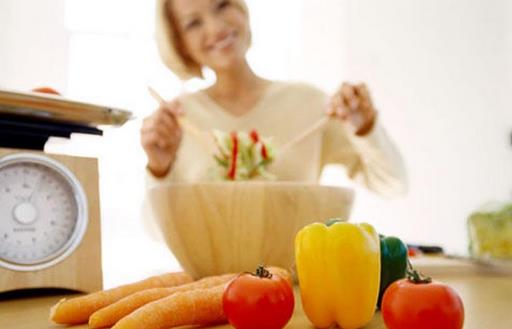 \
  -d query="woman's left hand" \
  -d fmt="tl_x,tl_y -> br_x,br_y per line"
328,82 -> 377,136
